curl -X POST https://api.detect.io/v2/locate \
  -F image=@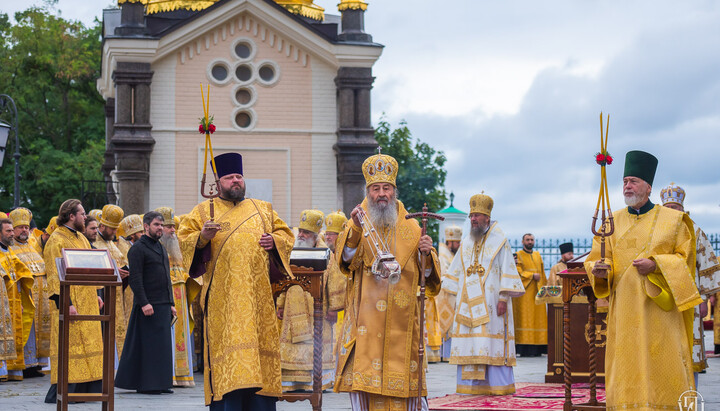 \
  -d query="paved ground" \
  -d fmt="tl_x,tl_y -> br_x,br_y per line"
2,331 -> 718,410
